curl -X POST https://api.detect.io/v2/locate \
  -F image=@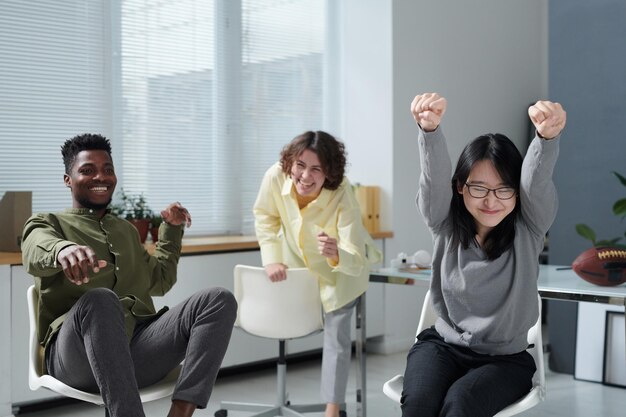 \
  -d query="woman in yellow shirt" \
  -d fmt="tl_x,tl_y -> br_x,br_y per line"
253,130 -> 381,417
